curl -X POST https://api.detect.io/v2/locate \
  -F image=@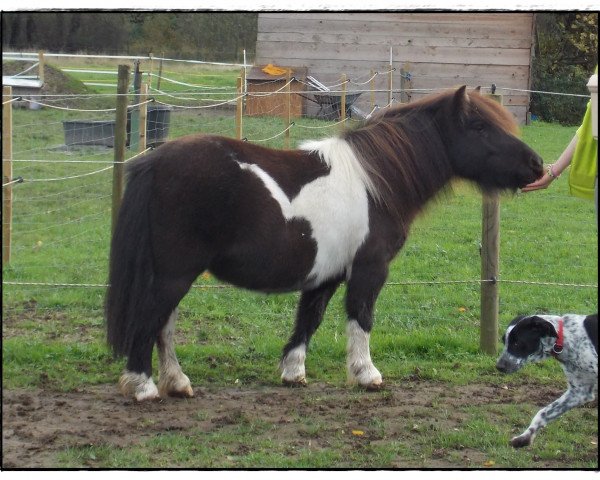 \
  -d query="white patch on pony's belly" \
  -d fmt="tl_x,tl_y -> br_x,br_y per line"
237,137 -> 370,287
